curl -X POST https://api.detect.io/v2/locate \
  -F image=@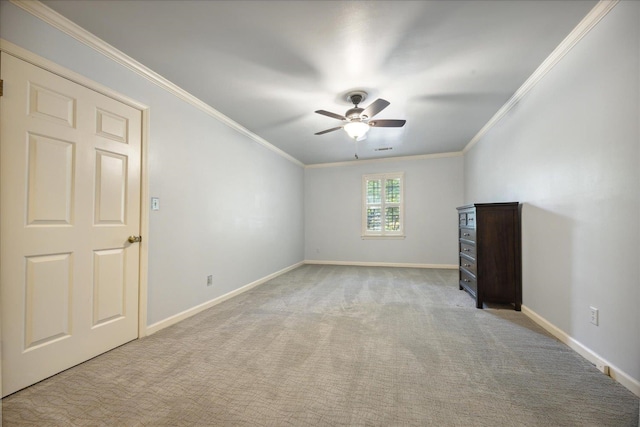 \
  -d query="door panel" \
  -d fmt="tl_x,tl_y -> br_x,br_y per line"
24,253 -> 73,349
27,134 -> 75,225
1,52 -> 142,396
95,150 -> 127,224
28,82 -> 76,127
93,248 -> 126,326
96,108 -> 129,143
